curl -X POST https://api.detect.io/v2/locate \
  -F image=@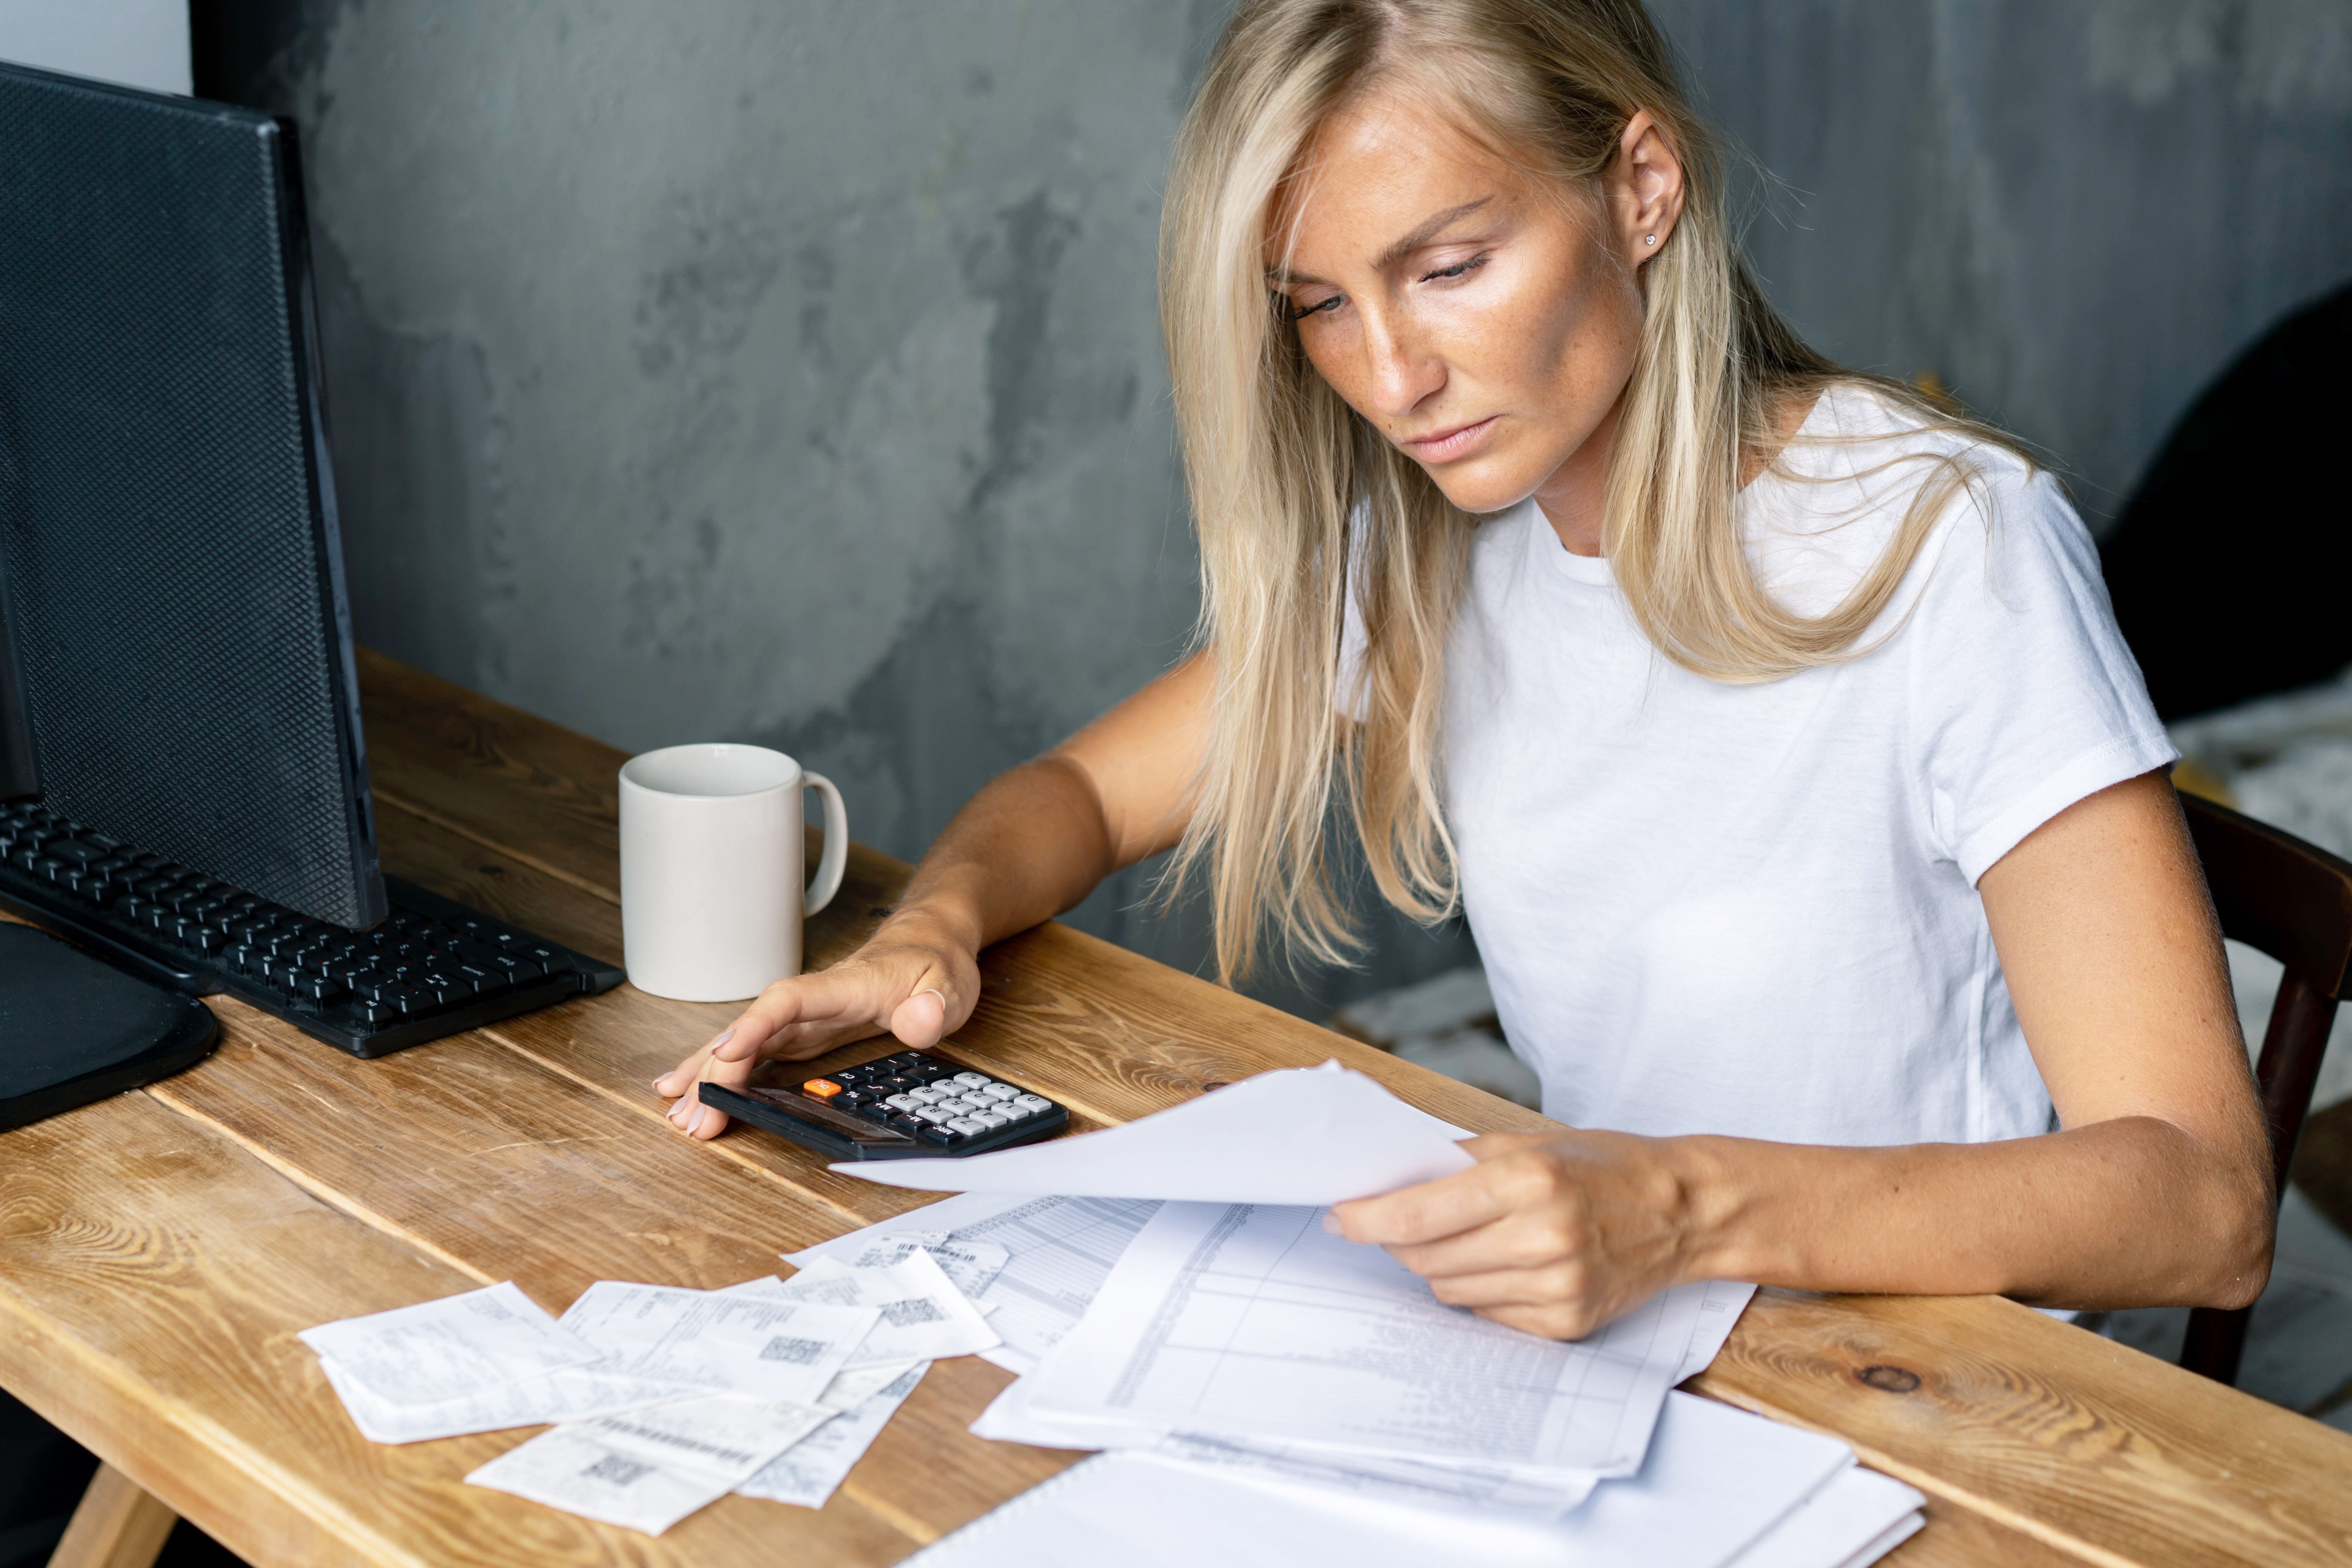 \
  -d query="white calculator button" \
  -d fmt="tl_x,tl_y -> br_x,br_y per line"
917,1107 -> 954,1125
948,1116 -> 987,1135
972,1110 -> 1010,1130
908,1087 -> 945,1105
1013,1094 -> 1051,1113
996,1102 -> 1033,1121
937,1095 -> 978,1114
884,1094 -> 920,1112
978,1083 -> 1019,1103
953,1073 -> 990,1089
